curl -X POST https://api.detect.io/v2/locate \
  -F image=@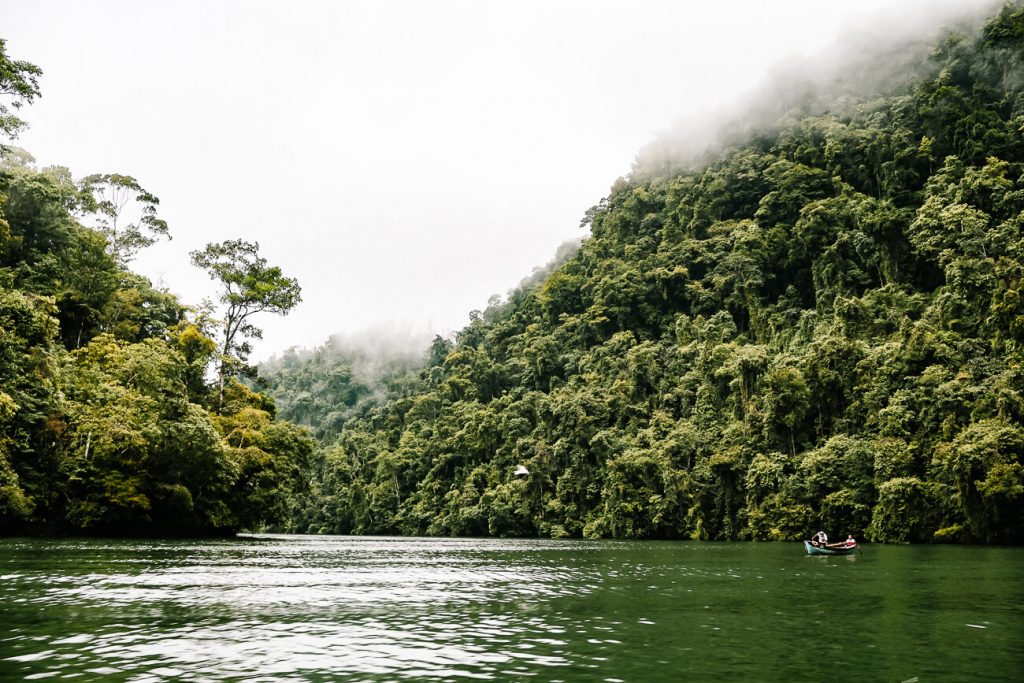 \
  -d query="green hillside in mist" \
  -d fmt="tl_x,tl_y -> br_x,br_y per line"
271,3 -> 1024,543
